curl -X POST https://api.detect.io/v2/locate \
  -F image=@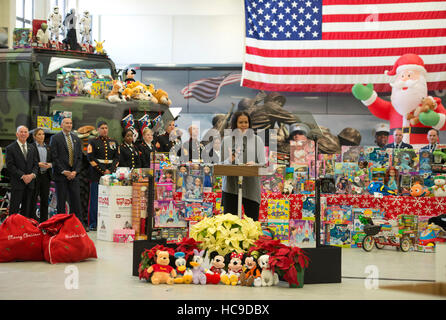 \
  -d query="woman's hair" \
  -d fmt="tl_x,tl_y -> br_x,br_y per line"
33,127 -> 45,137
142,127 -> 153,135
384,166 -> 399,184
230,111 -> 252,130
